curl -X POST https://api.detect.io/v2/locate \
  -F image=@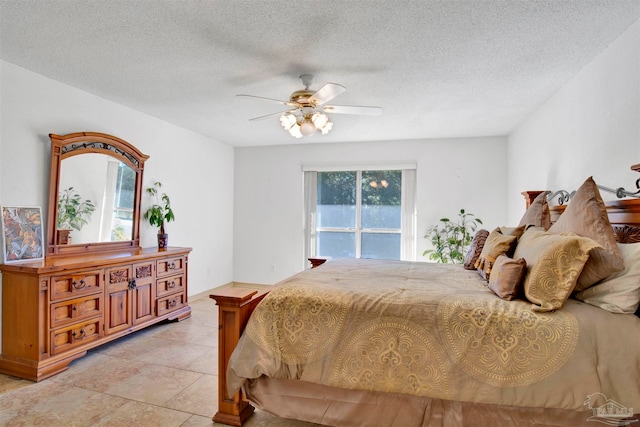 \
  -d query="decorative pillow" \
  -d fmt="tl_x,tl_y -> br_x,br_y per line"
474,228 -> 518,281
548,177 -> 624,291
463,229 -> 490,270
513,228 -> 601,312
499,225 -> 526,240
518,191 -> 551,230
487,255 -> 527,300
499,225 -> 526,256
574,243 -> 640,314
